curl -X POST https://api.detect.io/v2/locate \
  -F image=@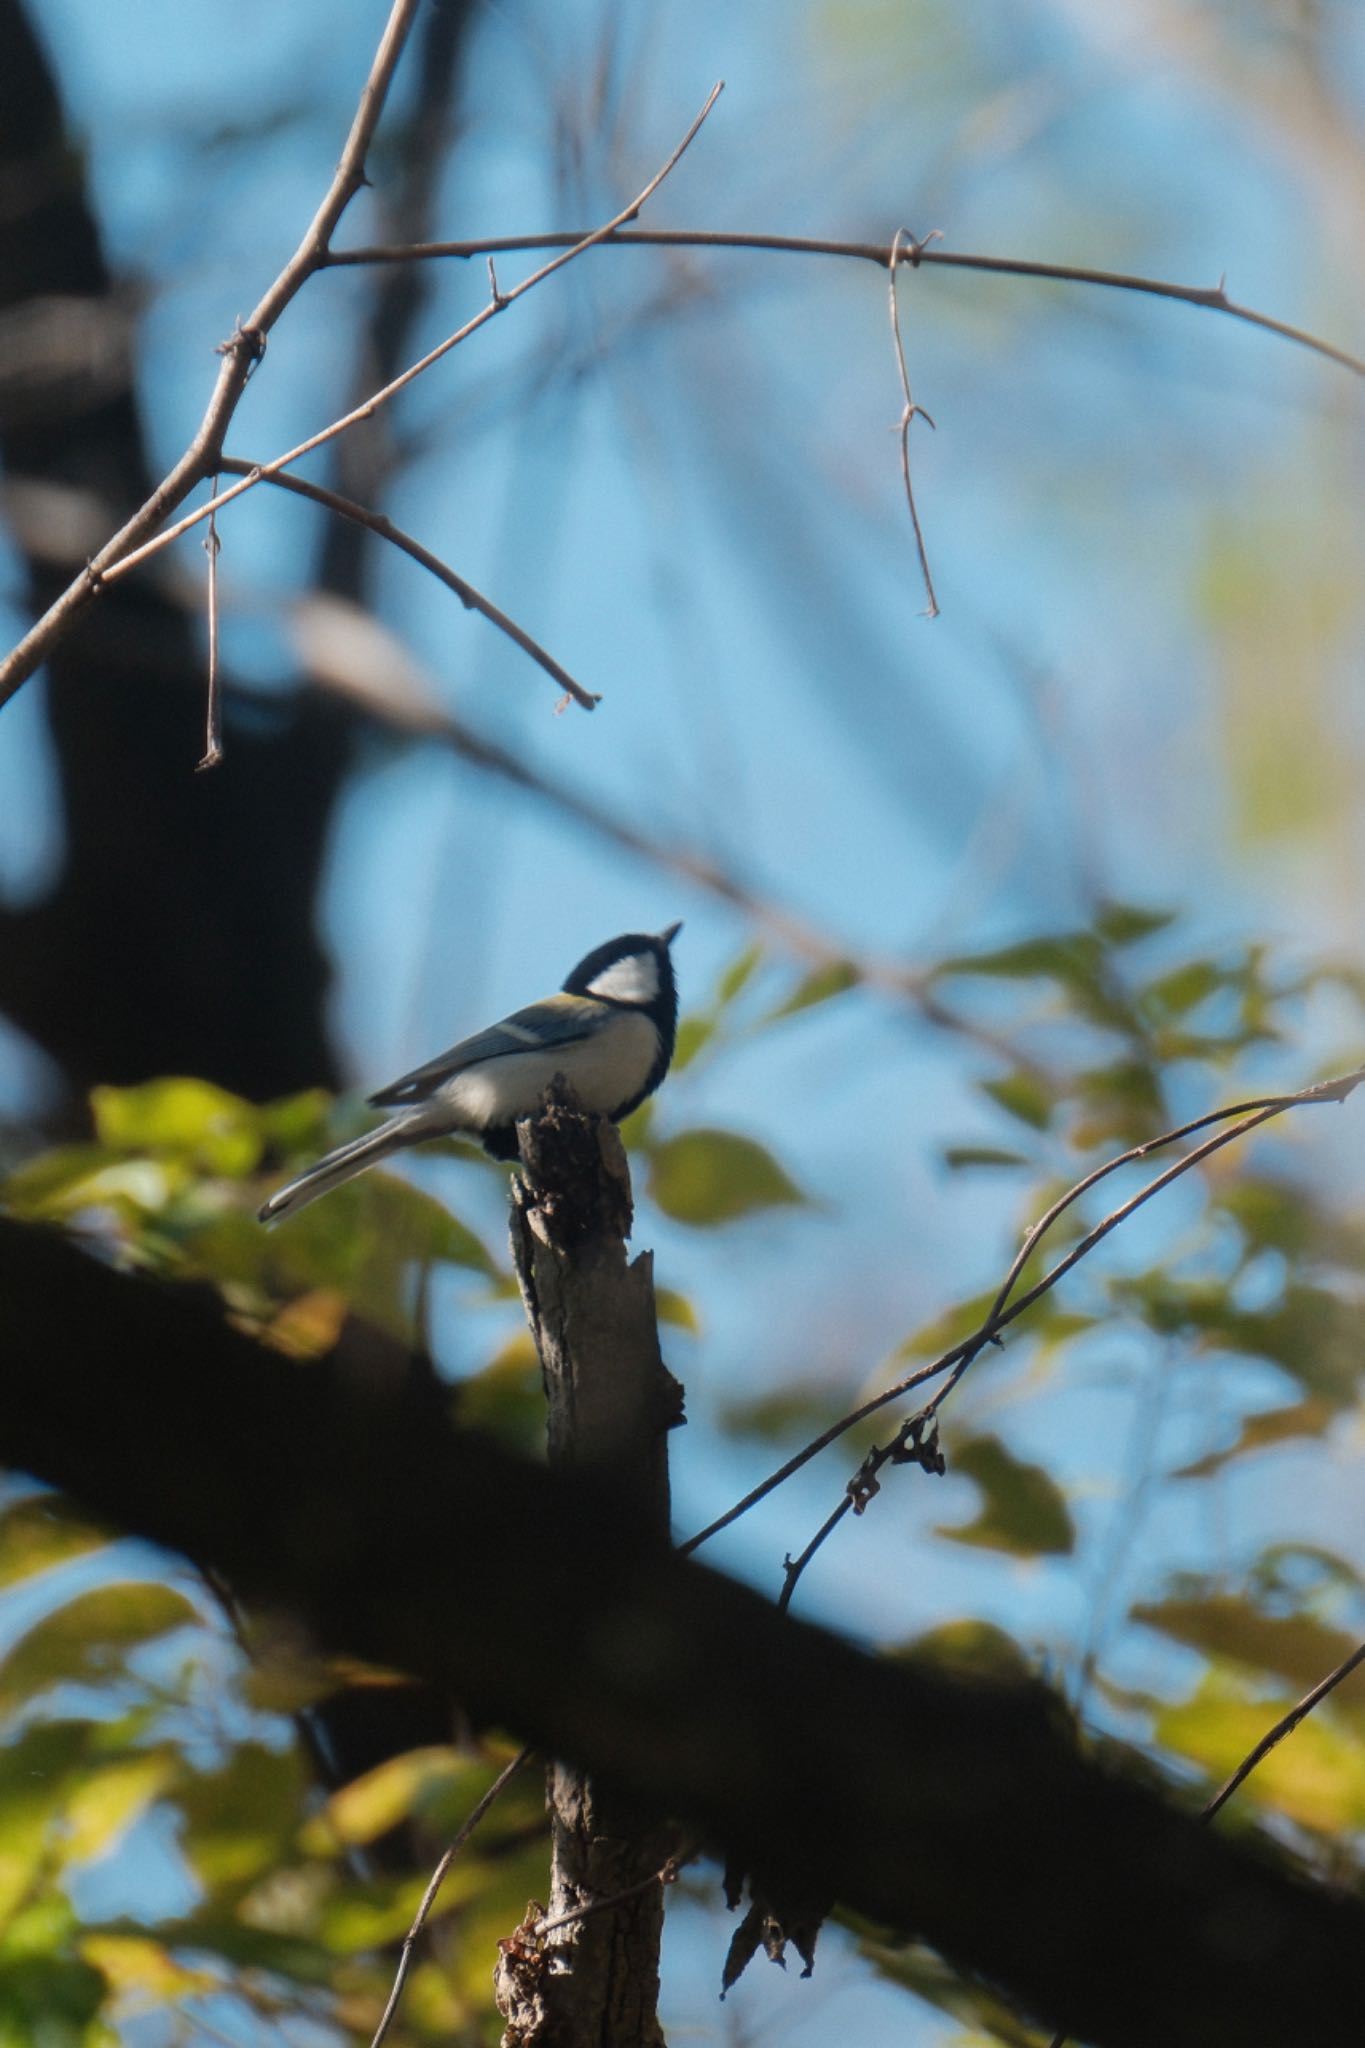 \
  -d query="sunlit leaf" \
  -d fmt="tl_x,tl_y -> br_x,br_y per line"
61,1753 -> 176,1866
0,1584 -> 201,1714
178,1743 -> 307,1891
302,1747 -> 464,1852
937,1434 -> 1073,1557
0,1496 -> 109,1591
0,1722 -> 91,1921
1132,1593 -> 1364,1699
647,1129 -> 808,1226
79,1931 -> 214,2005
262,1289 -> 351,1359
90,1079 -> 264,1178
1155,1674 -> 1365,1832
655,1287 -> 701,1333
